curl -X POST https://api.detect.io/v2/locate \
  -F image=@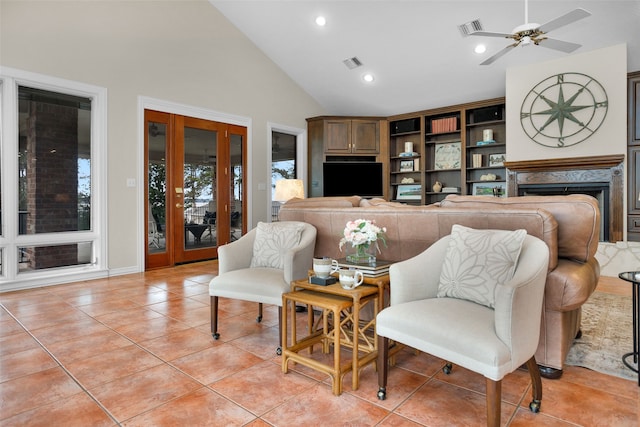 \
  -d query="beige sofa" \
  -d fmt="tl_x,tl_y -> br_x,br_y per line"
279,194 -> 601,378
